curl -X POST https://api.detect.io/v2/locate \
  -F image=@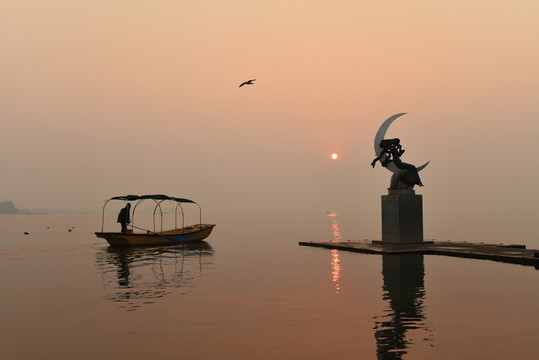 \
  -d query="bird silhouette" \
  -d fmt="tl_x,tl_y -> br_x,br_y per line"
68,229 -> 72,232
24,232 -> 29,235
239,79 -> 256,87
